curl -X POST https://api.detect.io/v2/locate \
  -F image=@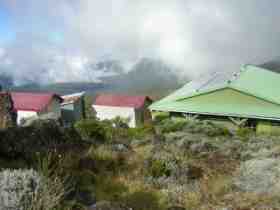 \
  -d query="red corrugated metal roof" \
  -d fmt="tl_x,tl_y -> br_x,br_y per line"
94,94 -> 152,108
11,92 -> 63,112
